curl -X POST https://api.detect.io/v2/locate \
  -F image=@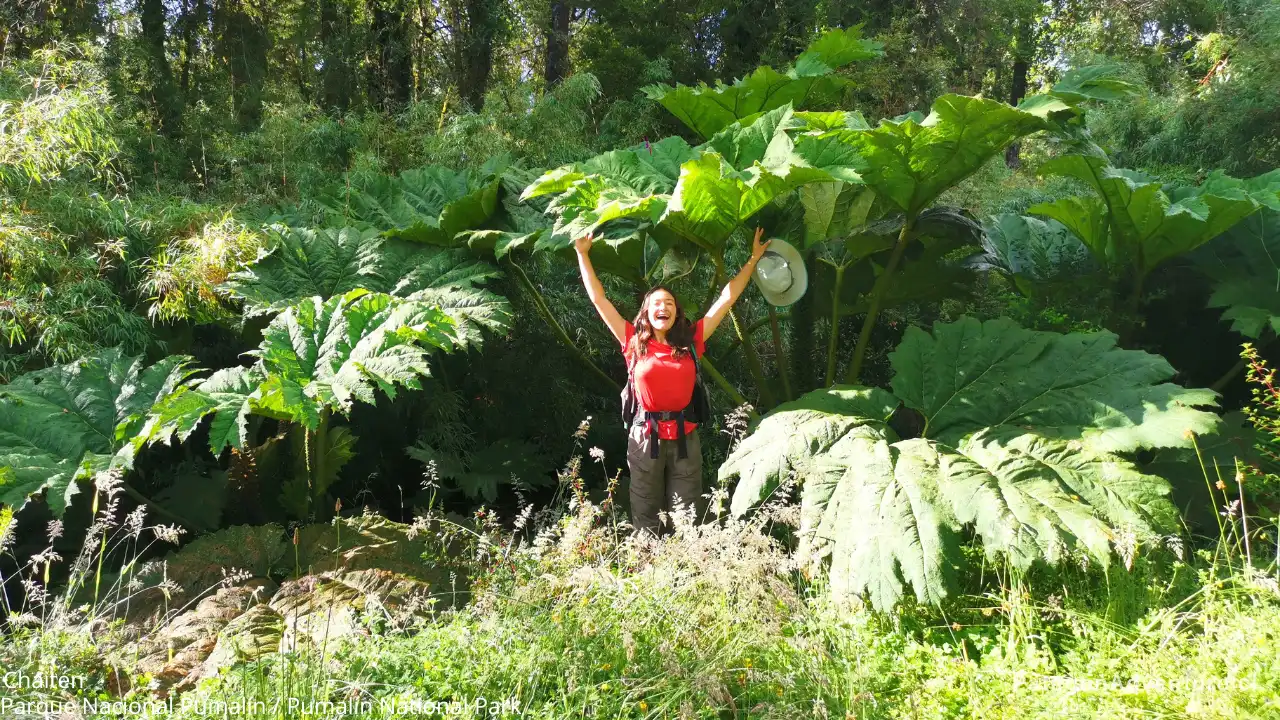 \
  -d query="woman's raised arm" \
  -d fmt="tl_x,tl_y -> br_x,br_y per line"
702,228 -> 770,339
575,233 -> 628,345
